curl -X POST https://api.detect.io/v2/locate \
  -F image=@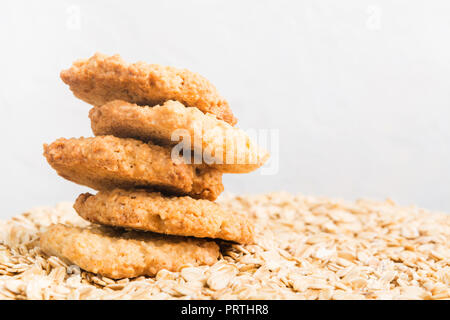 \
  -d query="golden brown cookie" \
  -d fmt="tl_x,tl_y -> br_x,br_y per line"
74,189 -> 254,244
61,53 -> 237,125
40,224 -> 219,279
89,100 -> 269,173
43,136 -> 223,200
